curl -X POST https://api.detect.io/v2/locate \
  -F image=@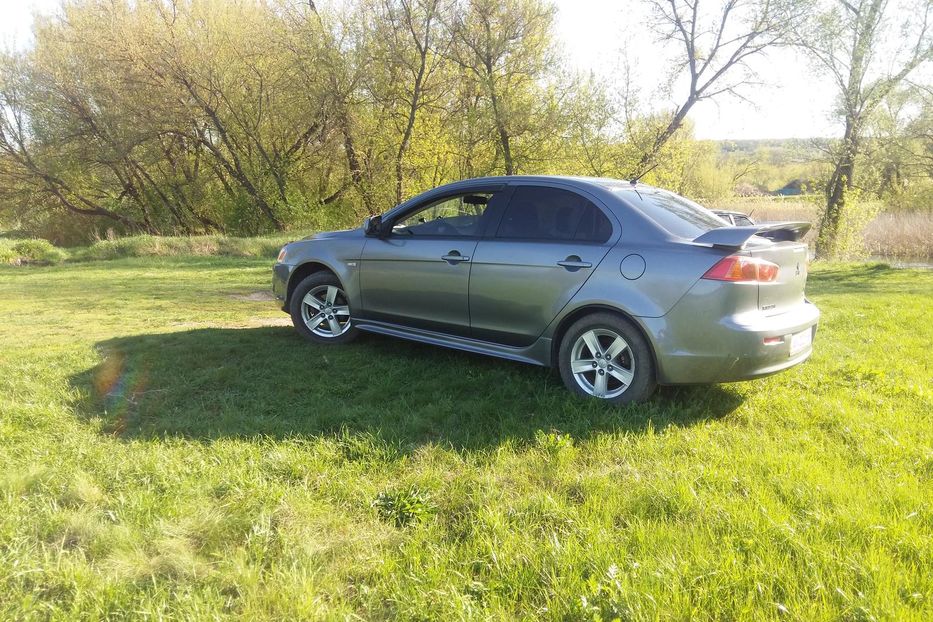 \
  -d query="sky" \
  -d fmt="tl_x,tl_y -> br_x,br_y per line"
0,0 -> 841,140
